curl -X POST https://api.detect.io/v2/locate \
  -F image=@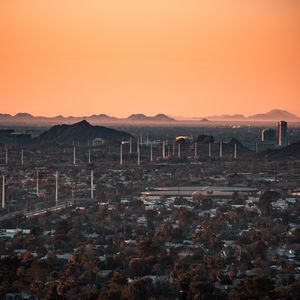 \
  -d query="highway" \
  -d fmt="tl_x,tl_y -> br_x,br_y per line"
0,201 -> 73,222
